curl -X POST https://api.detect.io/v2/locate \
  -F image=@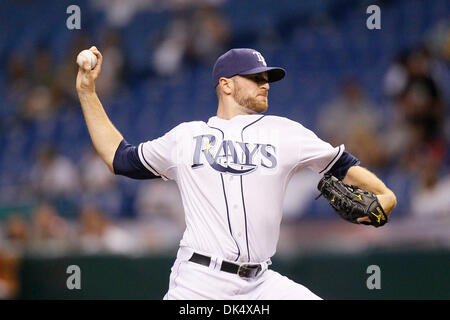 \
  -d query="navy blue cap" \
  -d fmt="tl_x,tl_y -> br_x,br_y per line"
212,48 -> 286,87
